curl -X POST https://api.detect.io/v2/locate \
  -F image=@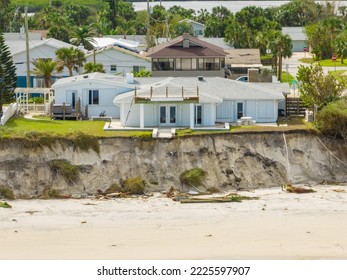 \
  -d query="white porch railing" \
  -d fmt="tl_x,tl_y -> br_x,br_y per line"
1,102 -> 18,126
